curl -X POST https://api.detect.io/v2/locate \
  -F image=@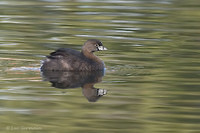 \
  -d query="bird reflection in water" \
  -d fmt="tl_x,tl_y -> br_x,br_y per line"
41,71 -> 107,102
